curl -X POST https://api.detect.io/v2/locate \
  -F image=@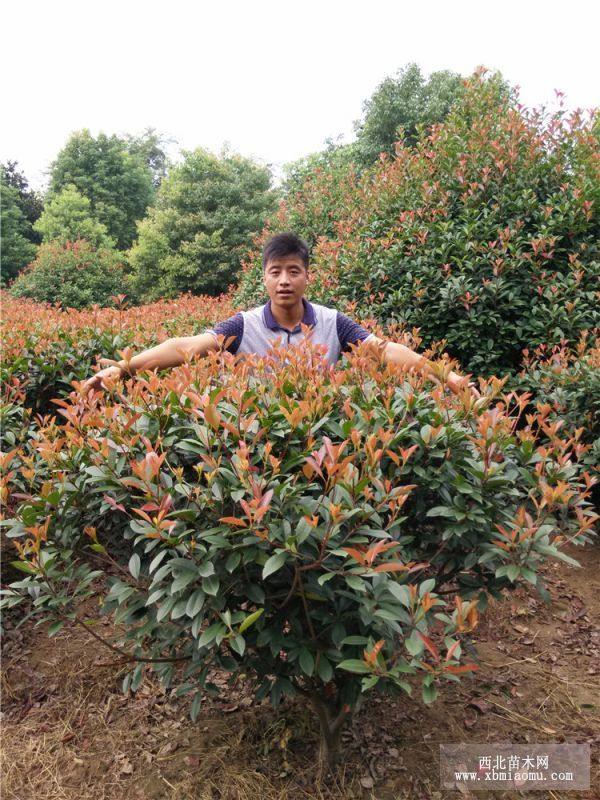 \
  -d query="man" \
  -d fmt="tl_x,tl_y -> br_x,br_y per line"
83,232 -> 479,397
